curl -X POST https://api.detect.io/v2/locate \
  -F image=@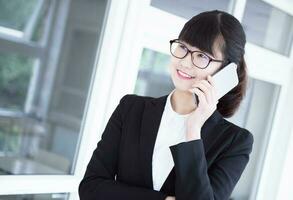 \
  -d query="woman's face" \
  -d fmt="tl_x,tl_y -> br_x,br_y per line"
168,40 -> 224,92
